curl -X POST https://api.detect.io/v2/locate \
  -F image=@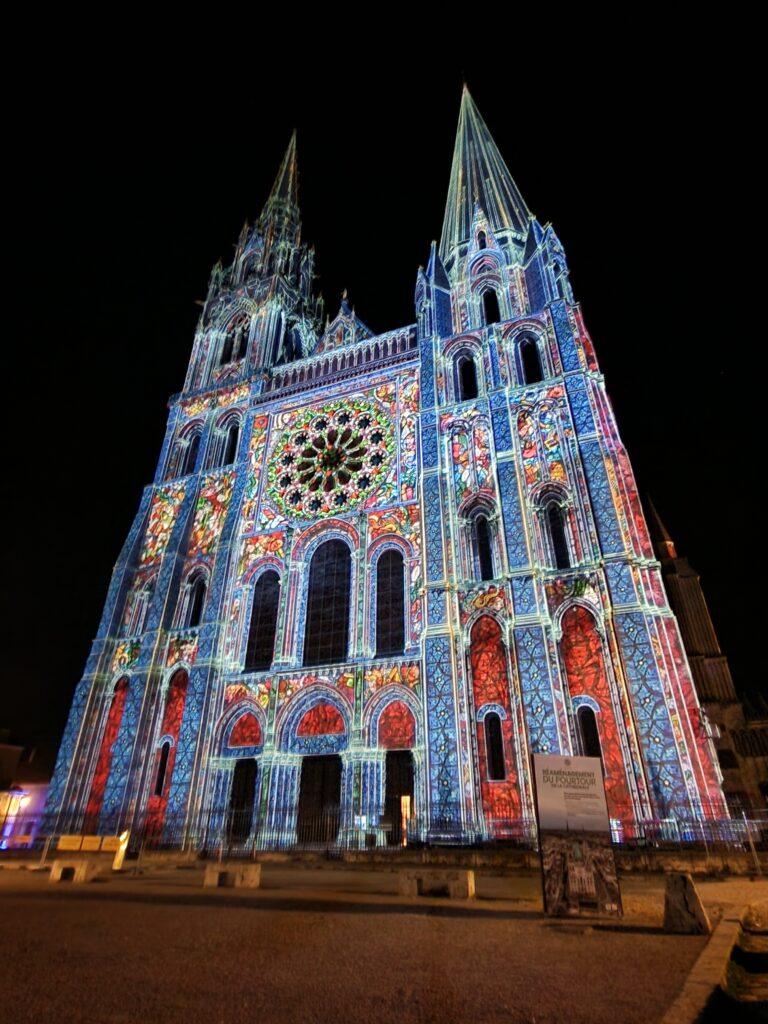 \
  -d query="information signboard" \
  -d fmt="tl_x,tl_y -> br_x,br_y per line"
533,754 -> 622,917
